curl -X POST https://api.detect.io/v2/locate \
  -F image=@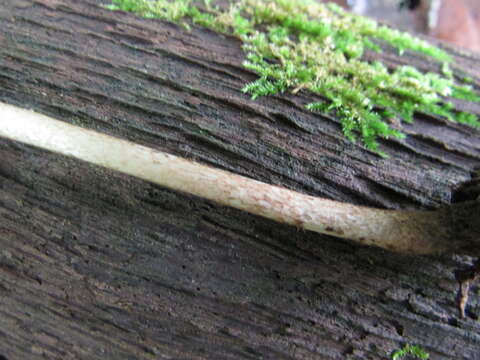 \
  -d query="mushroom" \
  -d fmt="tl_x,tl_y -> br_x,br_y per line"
1,101 -> 479,316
